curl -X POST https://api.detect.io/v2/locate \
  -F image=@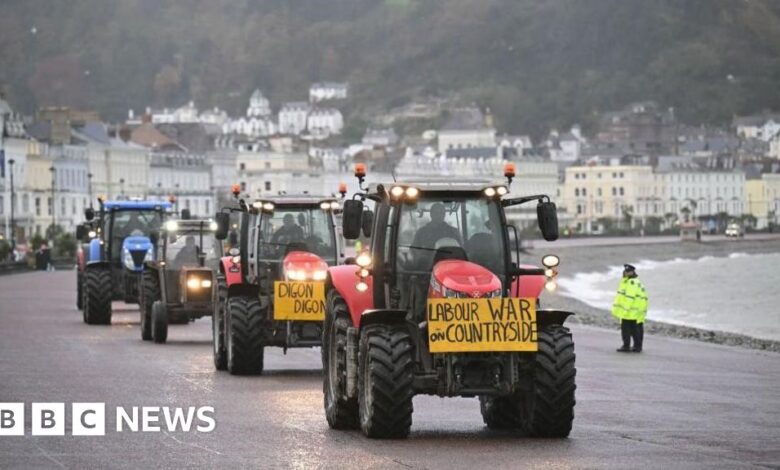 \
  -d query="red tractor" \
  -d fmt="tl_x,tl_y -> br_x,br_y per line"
212,195 -> 344,375
321,165 -> 575,438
